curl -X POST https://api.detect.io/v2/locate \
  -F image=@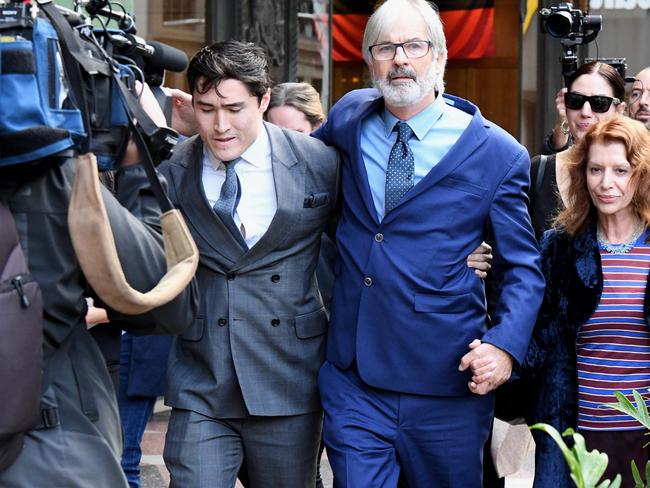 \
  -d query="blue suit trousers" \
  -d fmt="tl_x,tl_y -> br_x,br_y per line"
318,361 -> 495,488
